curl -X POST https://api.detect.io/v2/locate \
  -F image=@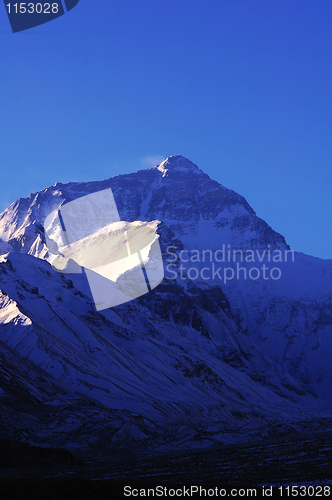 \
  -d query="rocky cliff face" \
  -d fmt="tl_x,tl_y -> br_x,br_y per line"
0,155 -> 331,450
